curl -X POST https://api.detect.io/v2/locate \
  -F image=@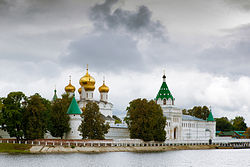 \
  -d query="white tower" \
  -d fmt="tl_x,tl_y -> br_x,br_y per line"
65,96 -> 82,139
